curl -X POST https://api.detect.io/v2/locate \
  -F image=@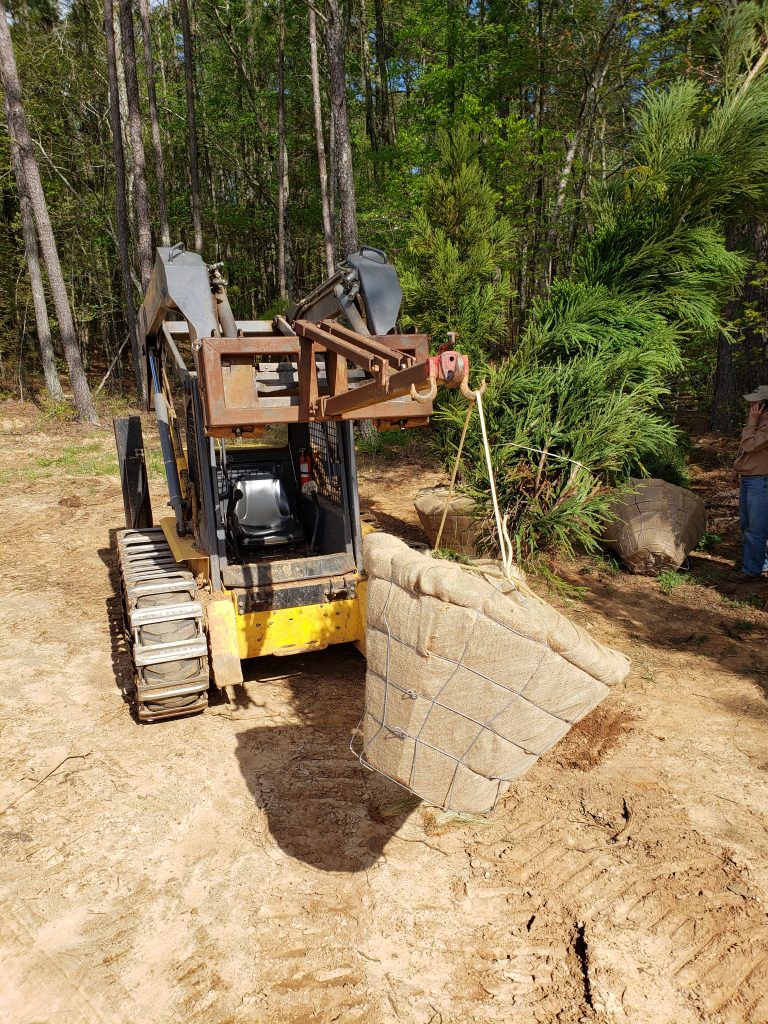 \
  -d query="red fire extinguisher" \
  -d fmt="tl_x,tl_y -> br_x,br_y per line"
299,449 -> 313,488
